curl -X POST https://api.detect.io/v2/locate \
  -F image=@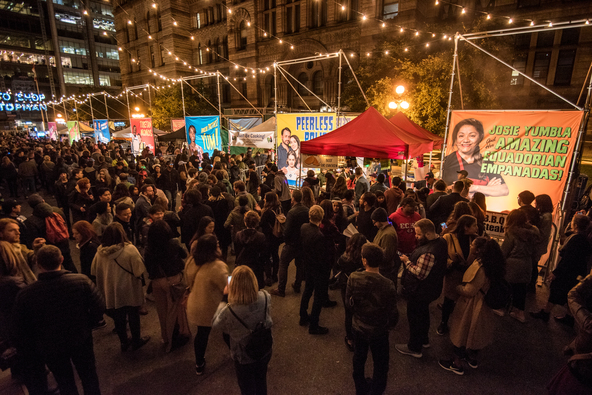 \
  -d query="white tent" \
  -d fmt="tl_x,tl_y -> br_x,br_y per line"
111,126 -> 167,140
229,116 -> 276,149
